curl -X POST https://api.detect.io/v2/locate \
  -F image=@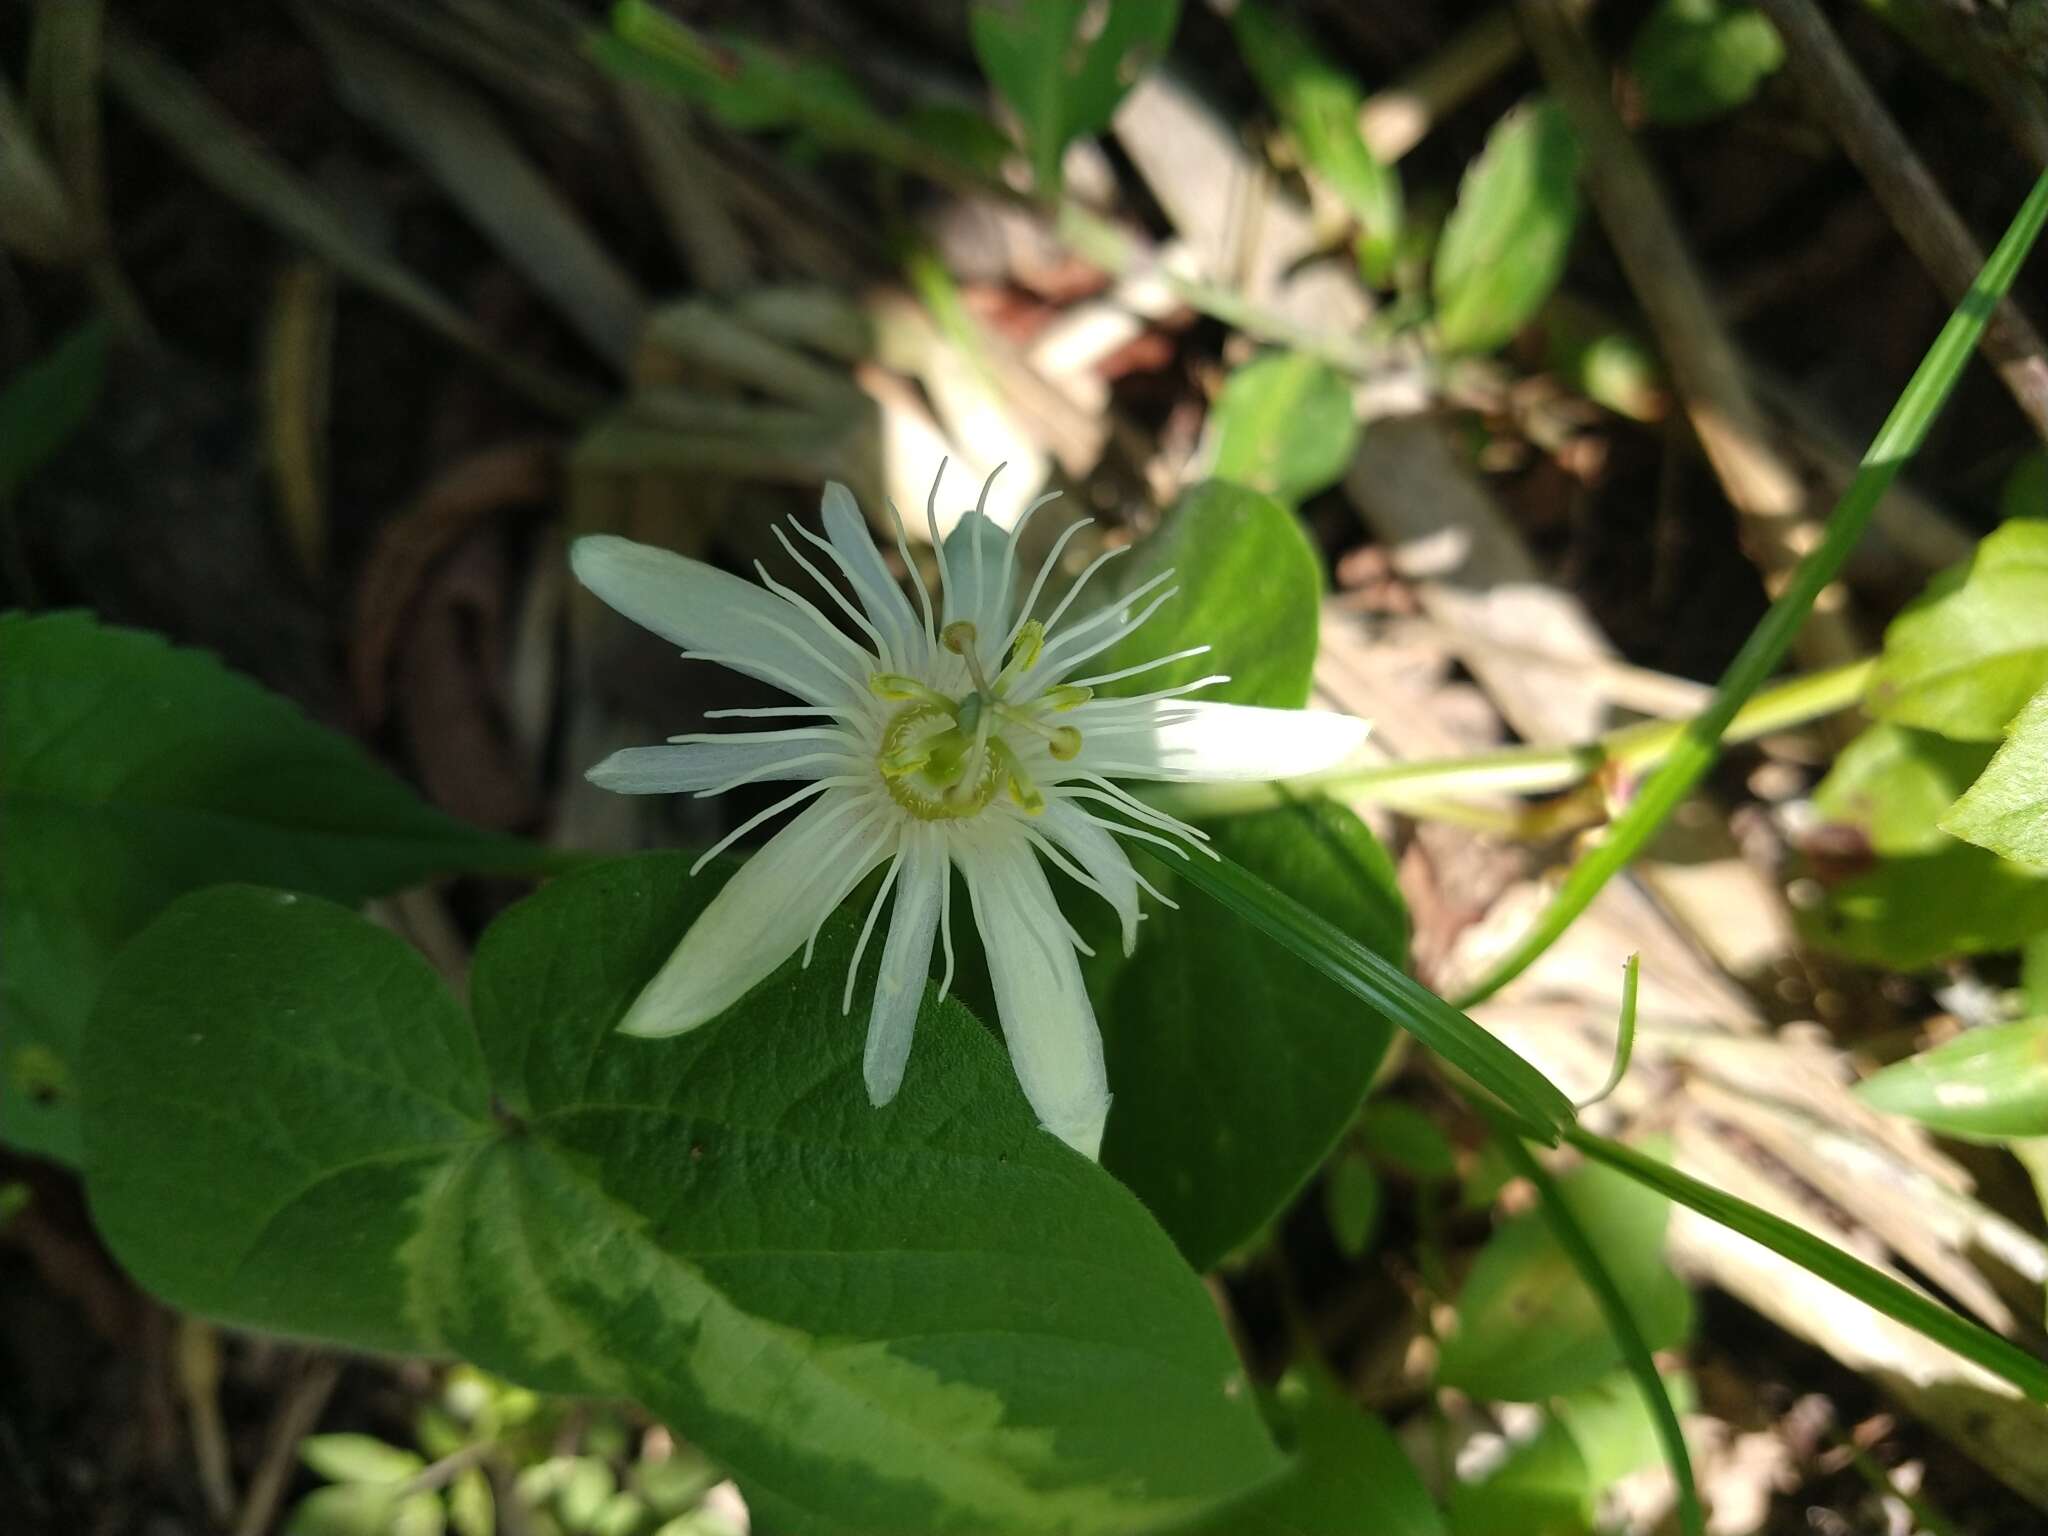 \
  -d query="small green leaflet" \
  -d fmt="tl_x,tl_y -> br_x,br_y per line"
1856,1018 -> 2048,1140
1206,352 -> 1360,508
1940,682 -> 2048,871
1868,518 -> 2048,741
1629,0 -> 1784,126
969,1 -> 1180,198
1433,98 -> 1582,355
82,857 -> 1284,1533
